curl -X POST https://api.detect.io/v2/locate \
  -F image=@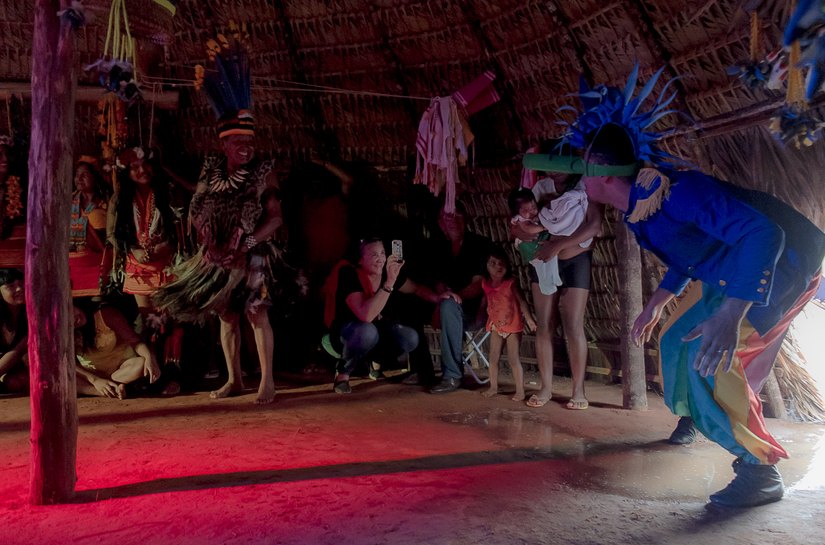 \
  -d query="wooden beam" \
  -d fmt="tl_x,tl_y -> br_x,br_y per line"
616,222 -> 648,410
27,0 -> 78,505
0,82 -> 179,109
